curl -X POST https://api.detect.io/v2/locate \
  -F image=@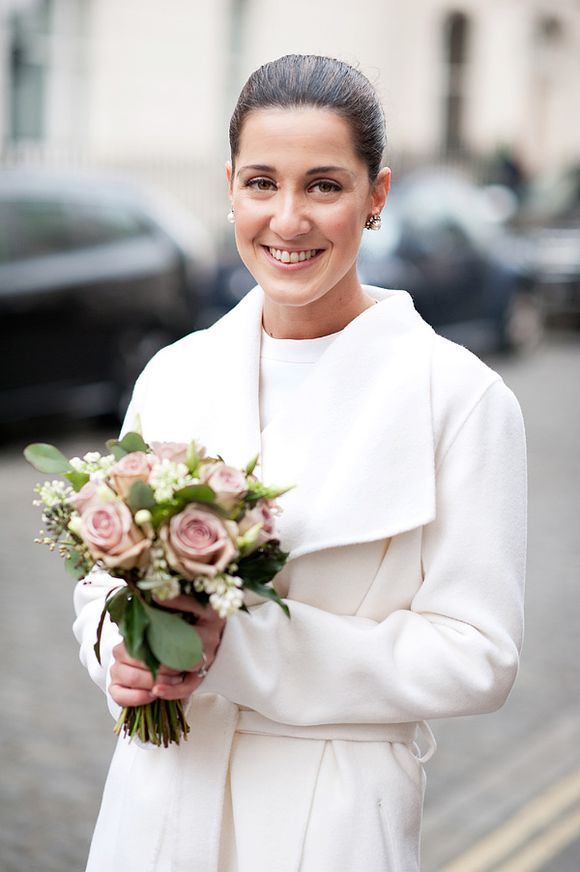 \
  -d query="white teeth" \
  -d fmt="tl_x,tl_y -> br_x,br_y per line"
268,247 -> 319,263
